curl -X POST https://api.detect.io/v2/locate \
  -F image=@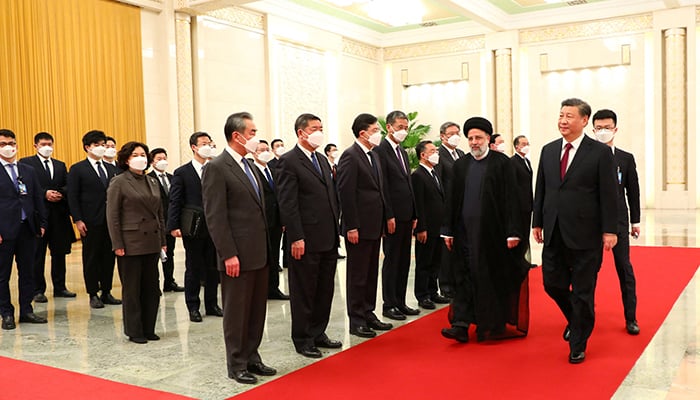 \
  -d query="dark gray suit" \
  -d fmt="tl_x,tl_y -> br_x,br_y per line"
202,149 -> 269,373
437,145 -> 464,296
